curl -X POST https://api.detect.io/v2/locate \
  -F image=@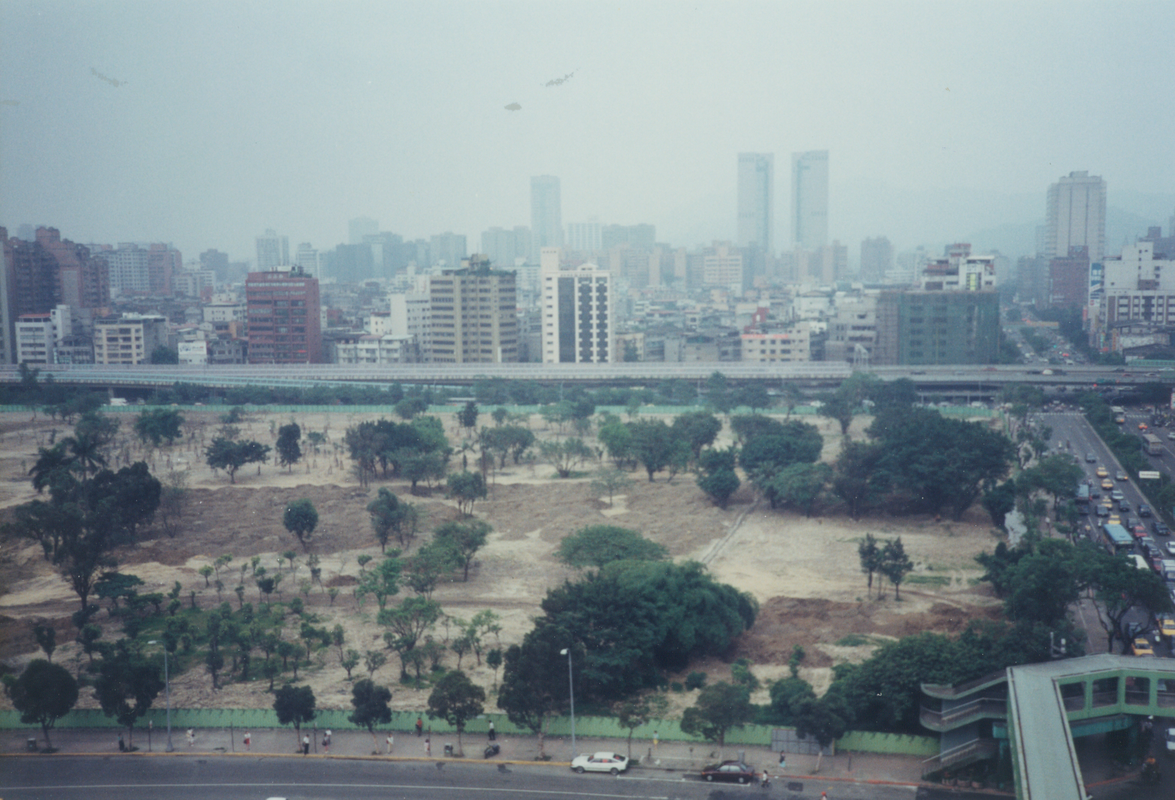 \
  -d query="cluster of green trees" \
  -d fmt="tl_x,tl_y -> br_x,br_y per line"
344,416 -> 450,489
496,524 -> 756,755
